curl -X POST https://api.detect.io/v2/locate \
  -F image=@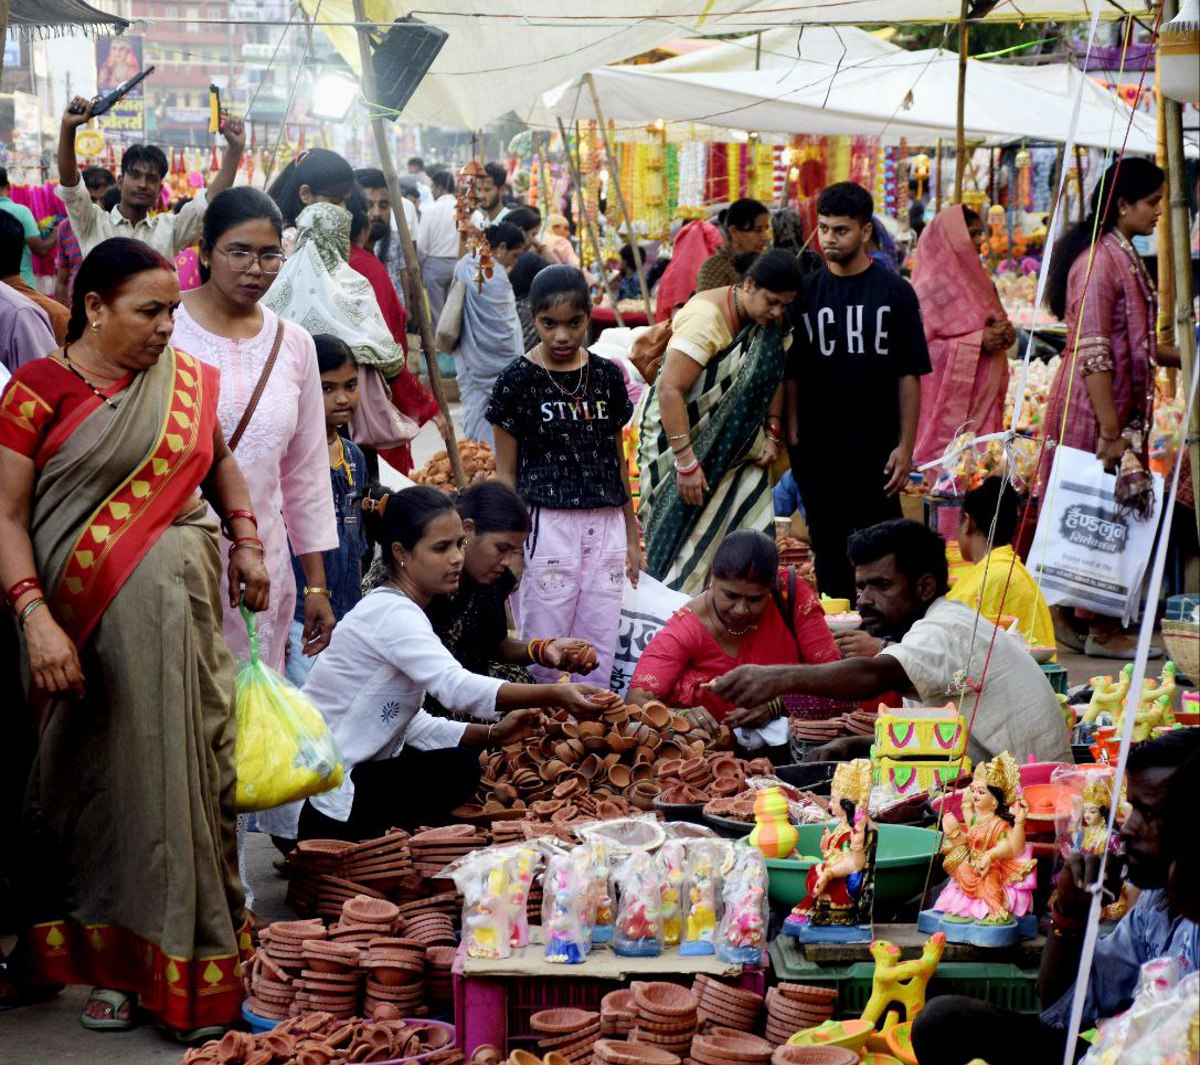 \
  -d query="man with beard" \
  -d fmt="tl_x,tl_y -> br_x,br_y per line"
470,163 -> 512,228
785,182 -> 930,601
707,519 -> 1070,765
911,728 -> 1200,1065
355,166 -> 419,313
